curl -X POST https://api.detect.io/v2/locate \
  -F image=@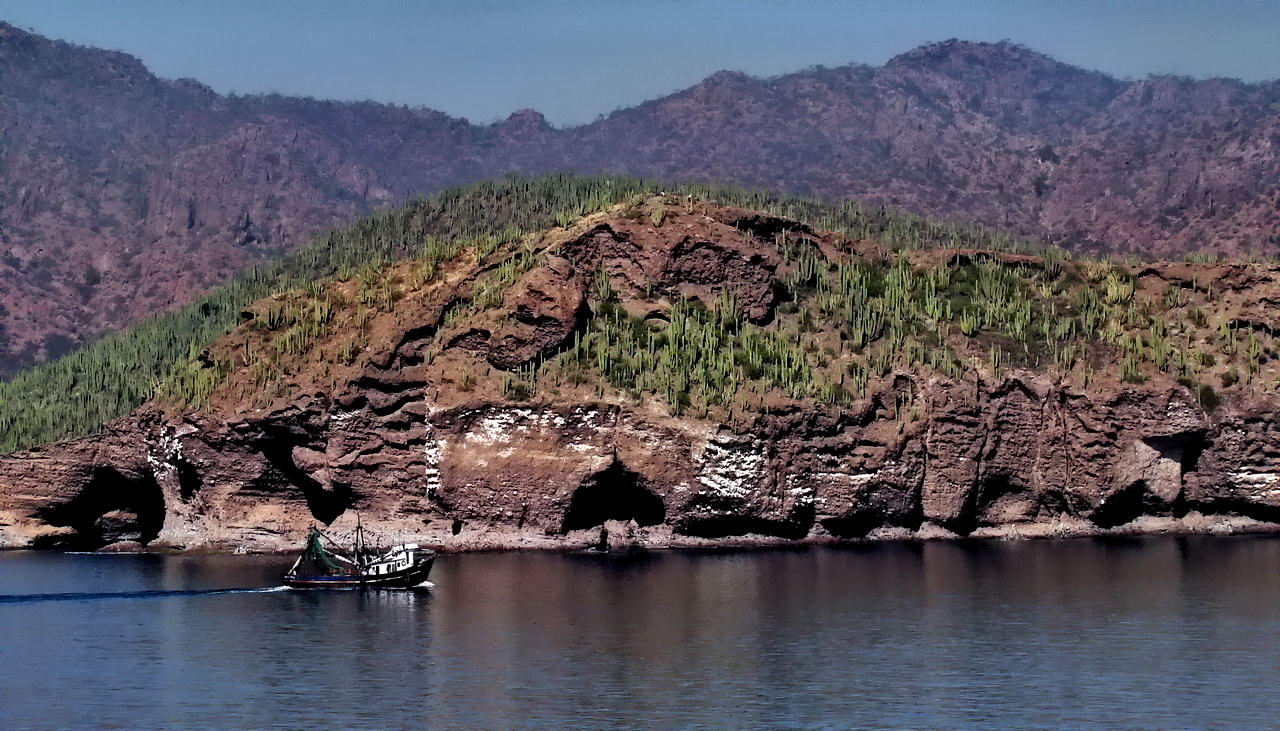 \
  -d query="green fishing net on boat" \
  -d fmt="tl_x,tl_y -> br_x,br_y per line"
300,529 -> 348,574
